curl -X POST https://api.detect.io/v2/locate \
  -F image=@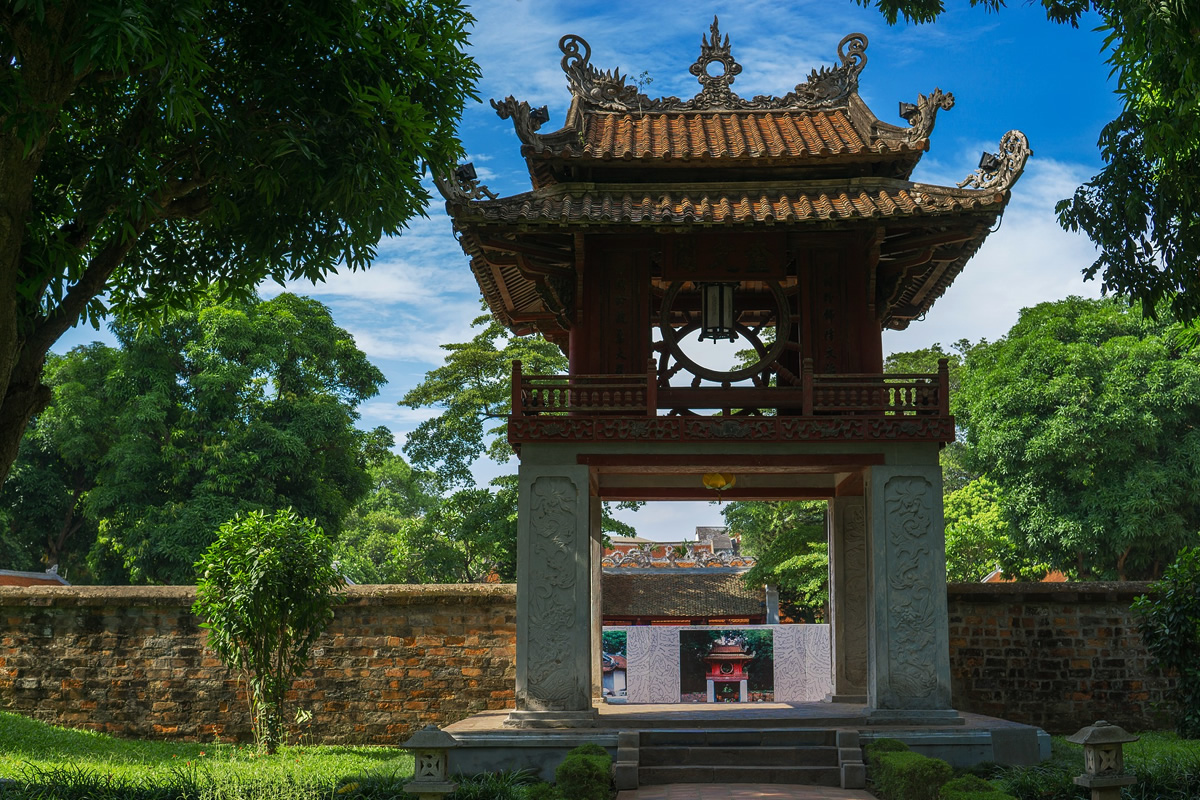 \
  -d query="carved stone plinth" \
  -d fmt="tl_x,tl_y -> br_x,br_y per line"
827,496 -> 868,703
513,465 -> 597,723
865,465 -> 953,712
